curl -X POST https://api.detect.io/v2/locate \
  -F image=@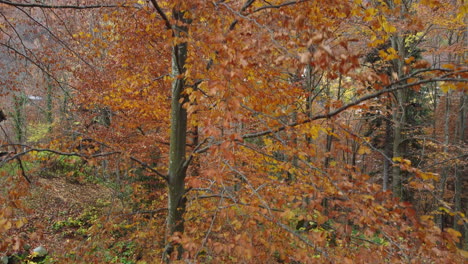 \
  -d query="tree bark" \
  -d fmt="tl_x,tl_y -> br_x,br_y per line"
437,93 -> 450,229
164,10 -> 190,261
390,34 -> 407,199
383,111 -> 392,191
